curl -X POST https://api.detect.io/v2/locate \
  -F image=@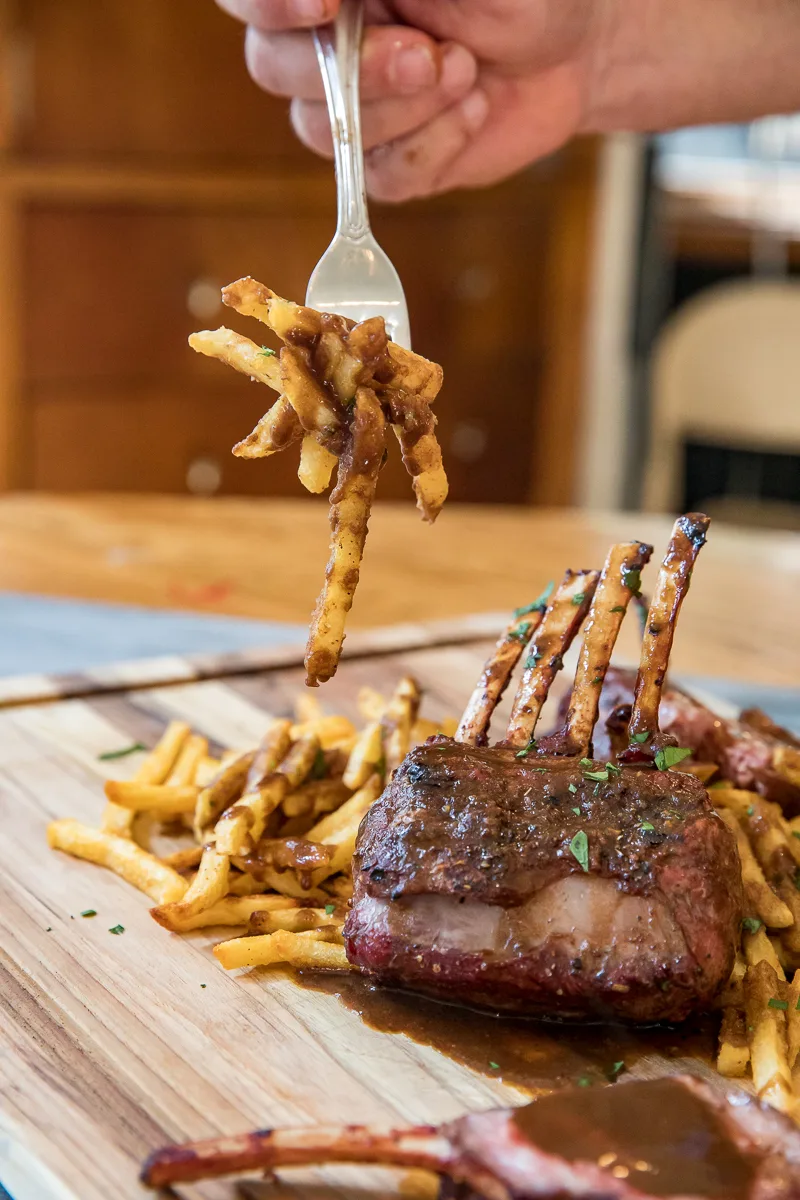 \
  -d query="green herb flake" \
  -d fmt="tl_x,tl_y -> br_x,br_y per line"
793,832 -> 800,841
747,805 -> 755,817
591,677 -> 603,686
525,649 -> 541,670
46,926 -> 52,932
571,592 -> 586,607
569,830 -> 589,873
324,903 -> 336,916
258,346 -> 276,357
108,924 -> 125,935
514,583 -> 554,619
584,769 -> 609,782
794,867 -> 800,892
80,909 -> 97,918
640,822 -> 655,833
311,749 -> 327,780
98,742 -> 146,762
489,1061 -> 500,1070
769,998 -> 789,1011
577,1076 -> 592,1088
631,731 -> 650,744
608,1061 -> 625,1079
579,758 -> 593,768
622,568 -> 642,596
516,738 -> 538,760
742,917 -> 763,935
605,762 -> 621,776
654,746 -> 693,771
796,998 -> 800,1012
375,755 -> 387,776
509,622 -> 531,644
610,605 -> 625,614
571,806 -> 581,816
568,783 -> 578,794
